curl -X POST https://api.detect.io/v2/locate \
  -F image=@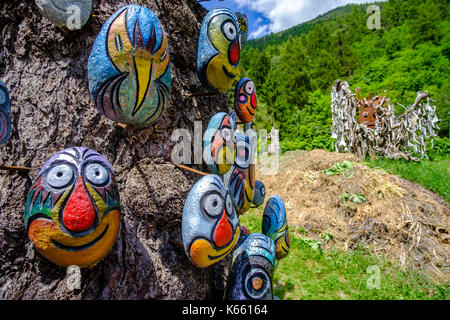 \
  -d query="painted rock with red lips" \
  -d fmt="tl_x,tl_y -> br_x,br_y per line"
182,175 -> 240,268
234,77 -> 257,123
24,147 -> 121,267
